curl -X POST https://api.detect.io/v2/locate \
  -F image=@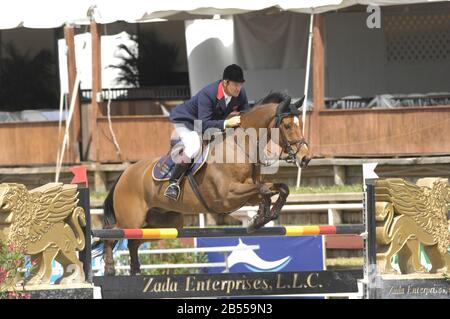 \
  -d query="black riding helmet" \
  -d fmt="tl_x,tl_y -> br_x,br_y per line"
223,64 -> 245,83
